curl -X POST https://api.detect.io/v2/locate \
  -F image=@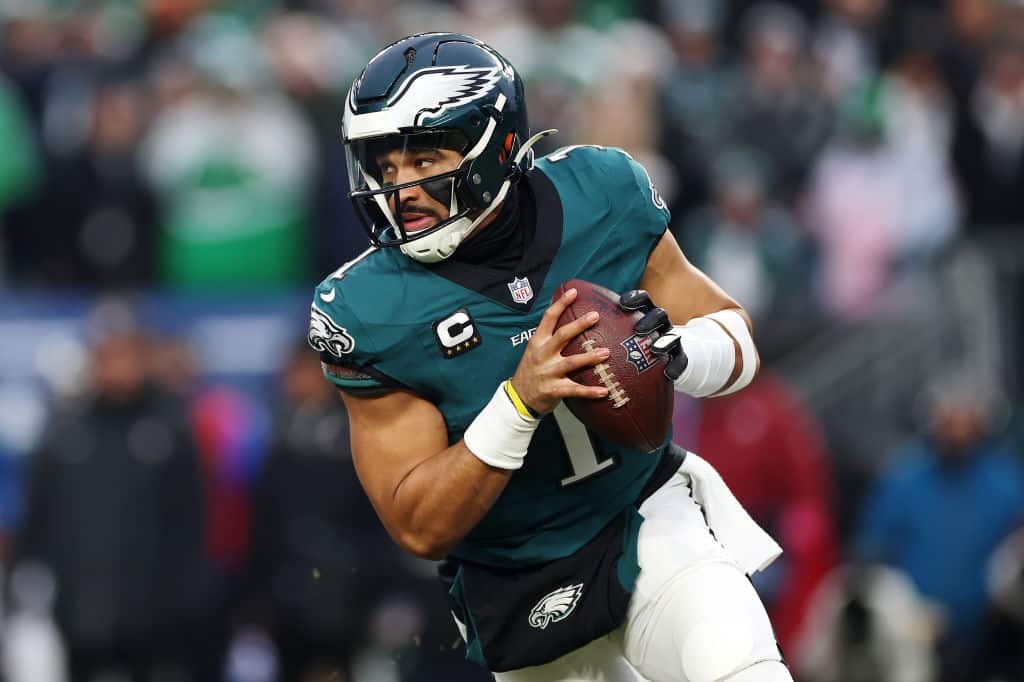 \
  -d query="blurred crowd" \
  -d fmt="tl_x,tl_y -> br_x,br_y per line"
0,0 -> 1023,681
